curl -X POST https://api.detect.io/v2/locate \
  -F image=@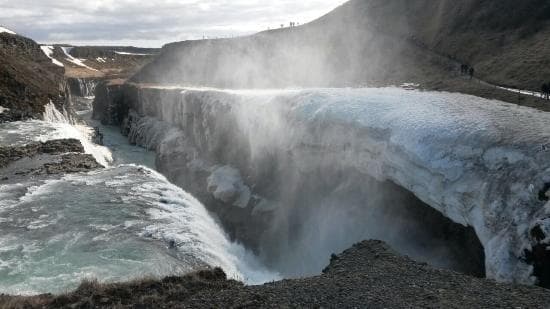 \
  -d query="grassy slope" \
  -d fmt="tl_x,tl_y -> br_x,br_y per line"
354,0 -> 550,90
